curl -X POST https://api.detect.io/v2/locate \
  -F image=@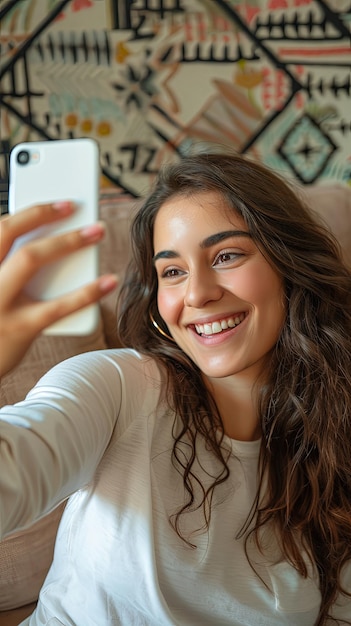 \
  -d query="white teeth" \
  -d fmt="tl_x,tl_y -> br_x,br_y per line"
212,321 -> 222,334
194,314 -> 245,336
204,322 -> 222,335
